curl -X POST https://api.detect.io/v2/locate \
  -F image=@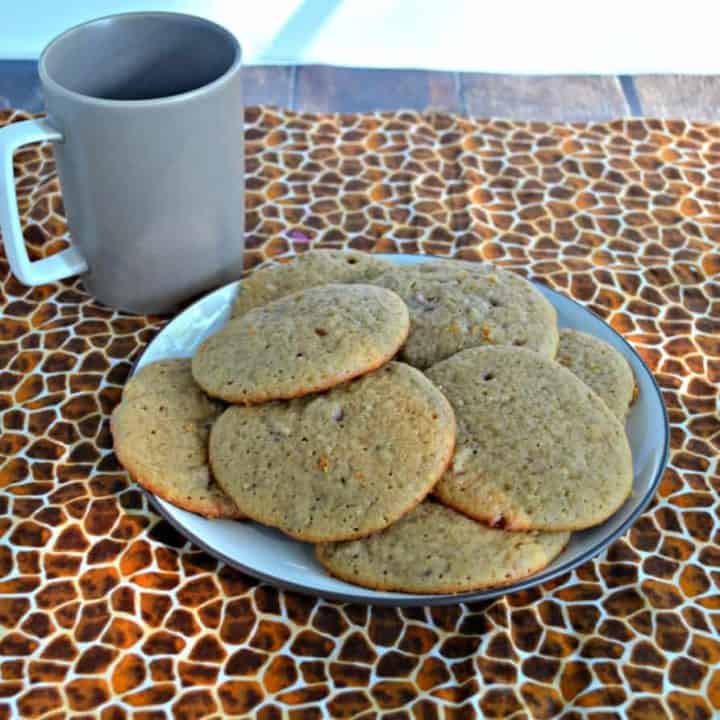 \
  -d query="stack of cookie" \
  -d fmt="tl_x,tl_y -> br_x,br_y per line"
112,251 -> 635,594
